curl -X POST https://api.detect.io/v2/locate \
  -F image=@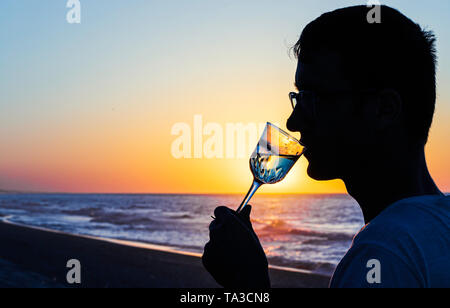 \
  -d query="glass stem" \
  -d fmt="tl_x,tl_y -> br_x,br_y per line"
236,179 -> 262,213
